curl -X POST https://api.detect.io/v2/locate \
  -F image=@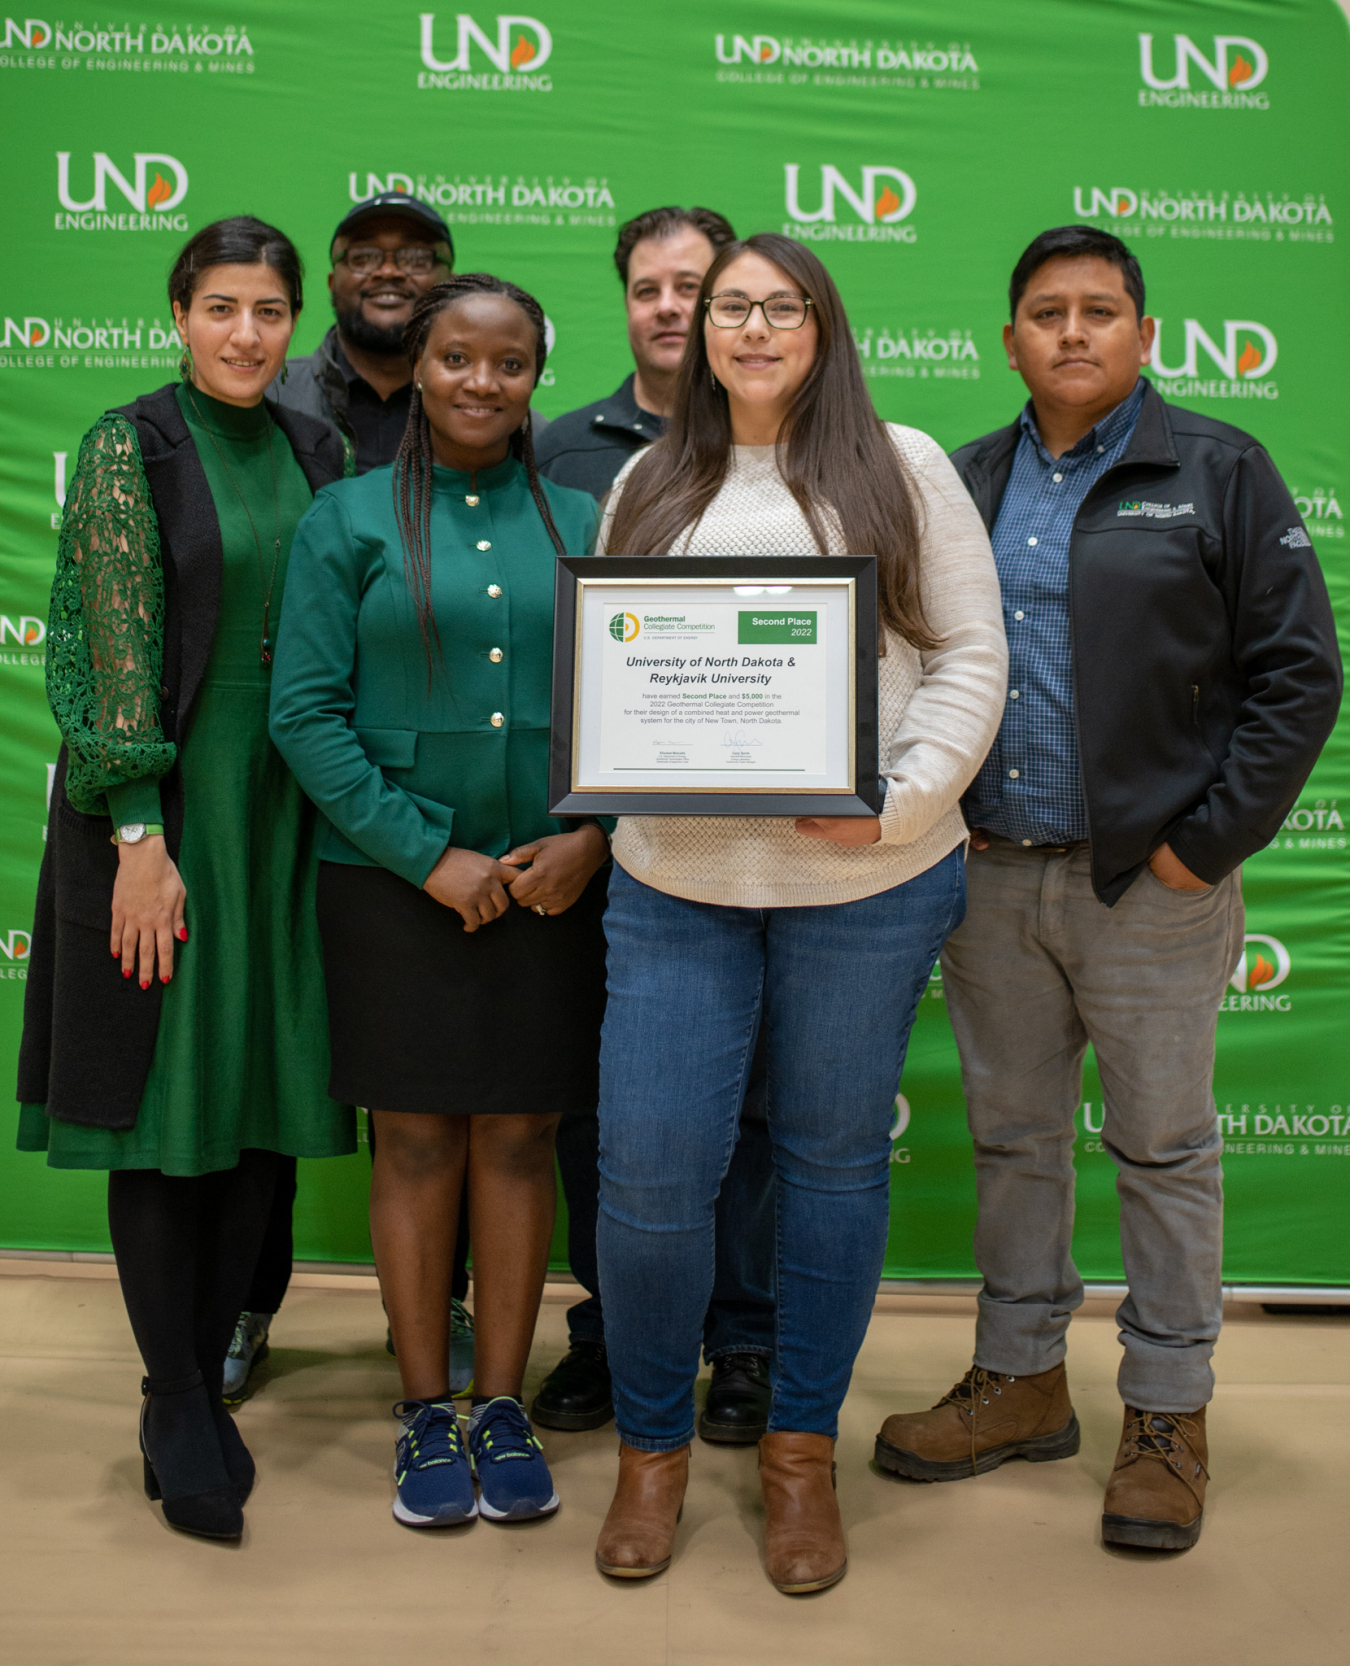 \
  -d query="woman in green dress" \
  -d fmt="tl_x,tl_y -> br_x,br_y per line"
16,217 -> 355,1541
